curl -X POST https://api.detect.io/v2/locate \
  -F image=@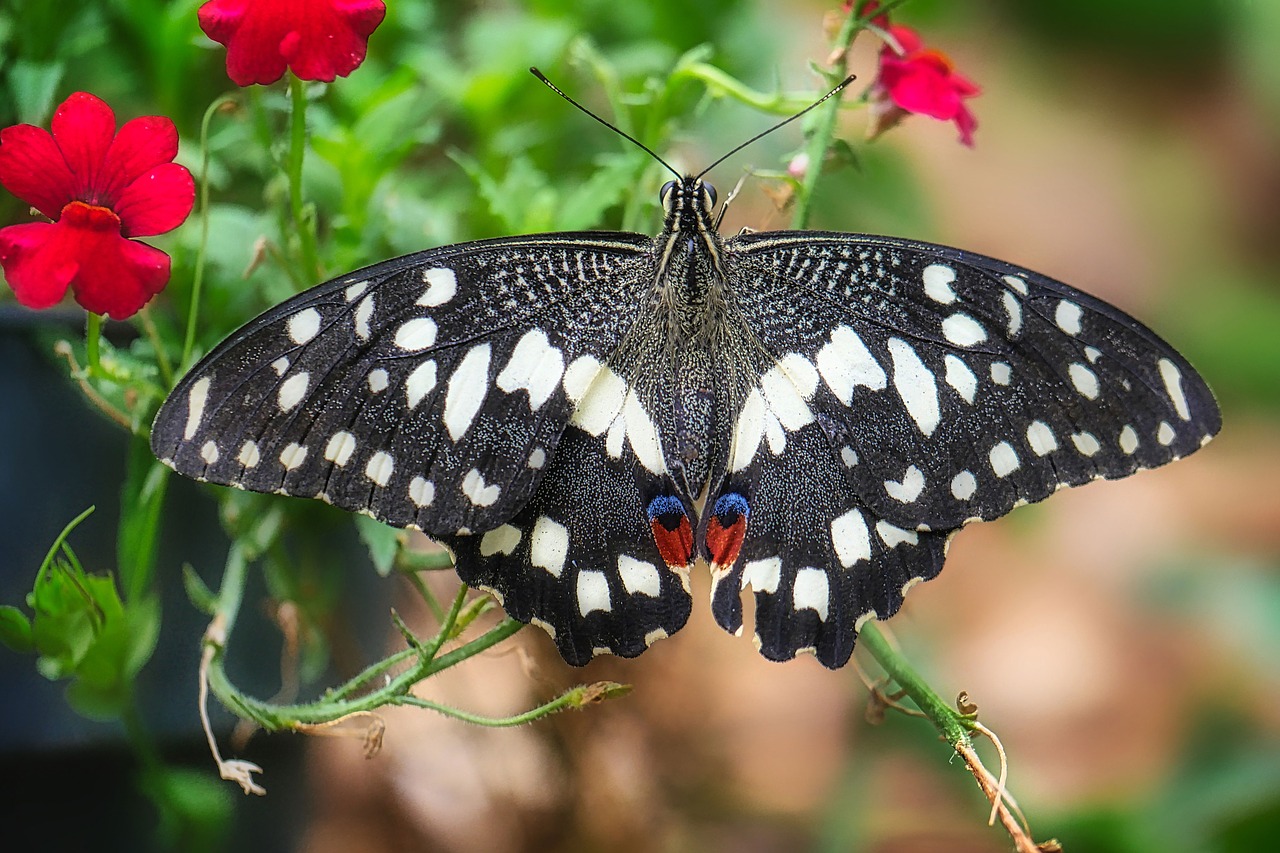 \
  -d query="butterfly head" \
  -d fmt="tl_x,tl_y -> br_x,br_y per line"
660,176 -> 719,239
